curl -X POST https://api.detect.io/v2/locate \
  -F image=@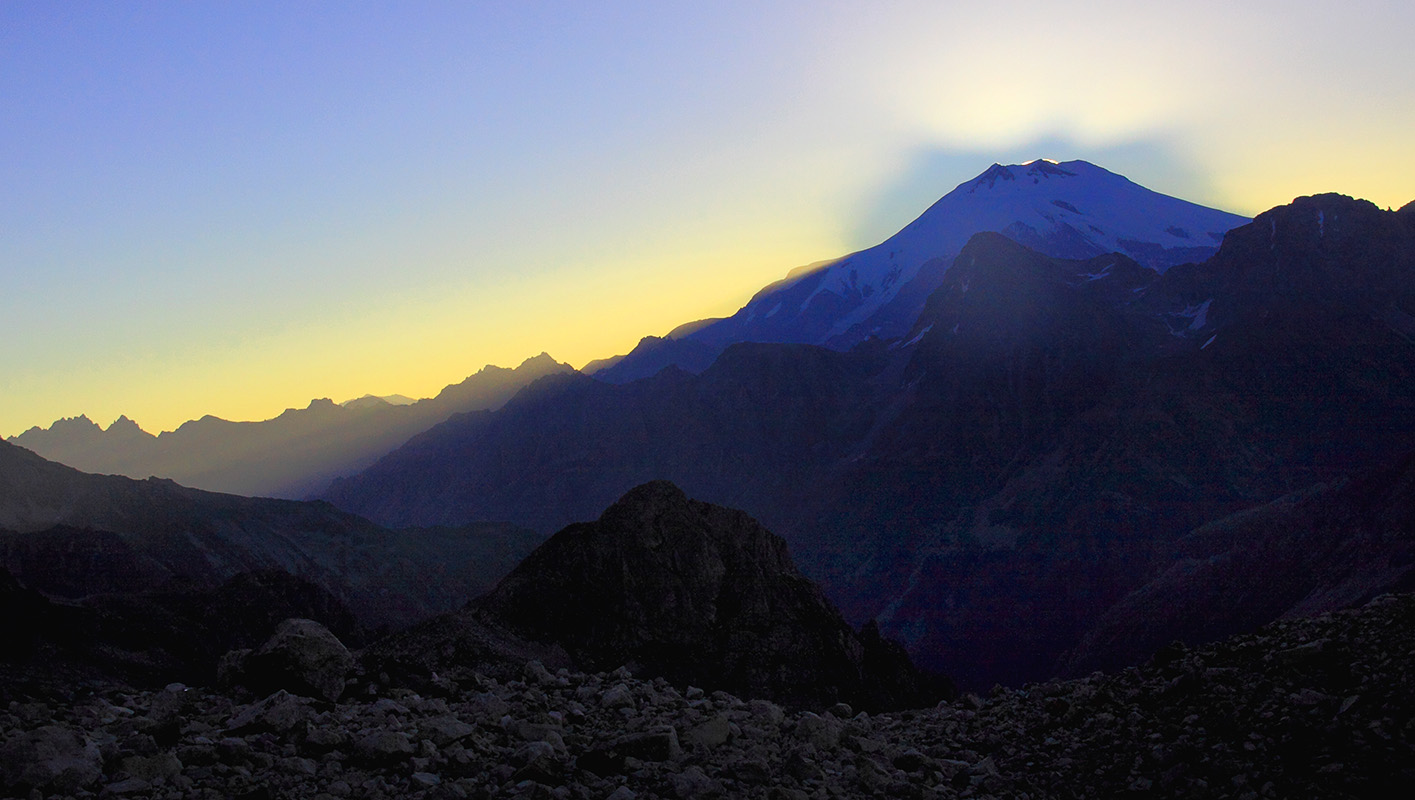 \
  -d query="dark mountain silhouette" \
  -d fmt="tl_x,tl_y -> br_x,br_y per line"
8,353 -> 573,499
369,481 -> 948,710
327,194 -> 1415,688
0,439 -> 543,631
591,160 -> 1248,384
